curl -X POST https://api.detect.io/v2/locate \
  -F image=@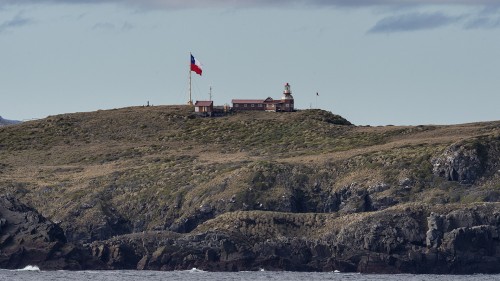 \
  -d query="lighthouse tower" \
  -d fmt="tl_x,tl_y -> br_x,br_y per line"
281,83 -> 294,112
